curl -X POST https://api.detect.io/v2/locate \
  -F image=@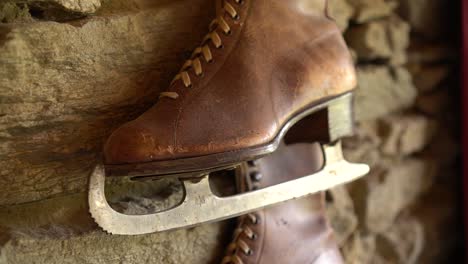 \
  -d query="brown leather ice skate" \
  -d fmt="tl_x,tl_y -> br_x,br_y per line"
222,143 -> 344,264
88,0 -> 369,235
